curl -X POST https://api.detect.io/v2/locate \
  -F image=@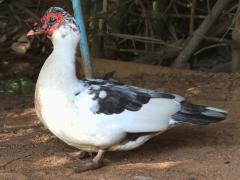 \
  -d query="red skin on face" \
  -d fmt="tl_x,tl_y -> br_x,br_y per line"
41,13 -> 65,37
27,12 -> 65,37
